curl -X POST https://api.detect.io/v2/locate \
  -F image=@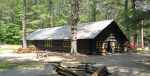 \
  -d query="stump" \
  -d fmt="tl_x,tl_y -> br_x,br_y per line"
91,66 -> 110,76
